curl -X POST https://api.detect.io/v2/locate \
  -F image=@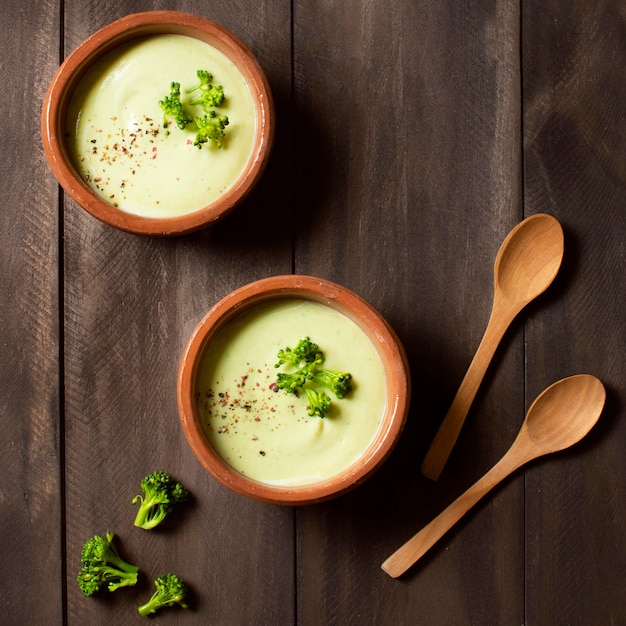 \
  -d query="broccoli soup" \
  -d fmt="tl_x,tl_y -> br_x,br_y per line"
66,34 -> 256,218
196,299 -> 387,486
